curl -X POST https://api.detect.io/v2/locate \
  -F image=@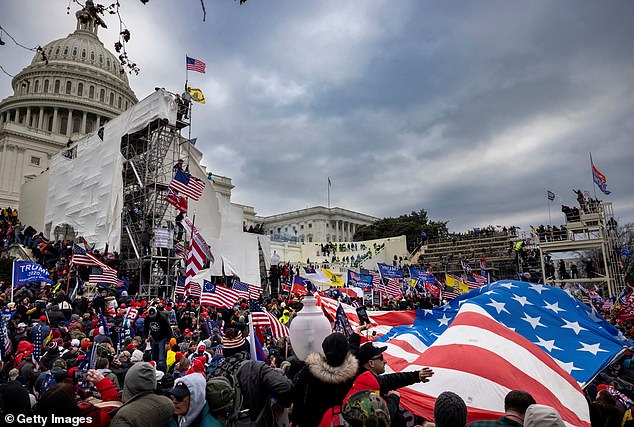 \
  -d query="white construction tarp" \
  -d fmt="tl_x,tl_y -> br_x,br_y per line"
205,197 -> 263,286
44,89 -> 177,251
187,150 -> 221,240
